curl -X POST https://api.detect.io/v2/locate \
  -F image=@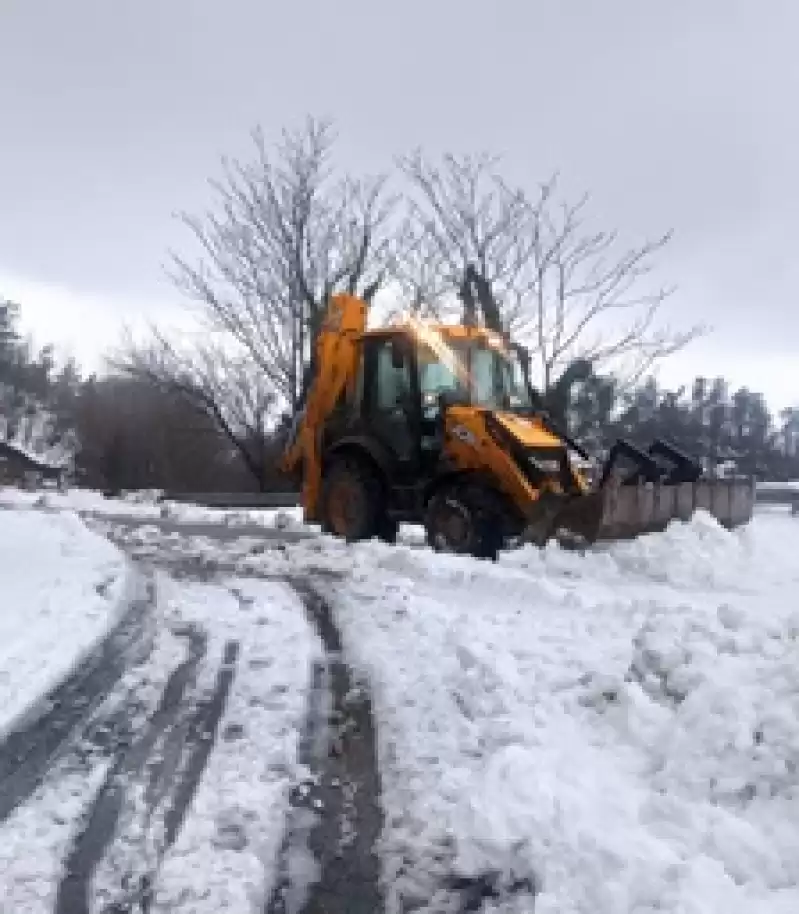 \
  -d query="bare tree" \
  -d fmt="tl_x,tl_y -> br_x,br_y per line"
393,151 -> 532,322
111,329 -> 279,490
398,152 -> 705,391
74,375 -> 251,494
168,116 -> 396,414
115,117 -> 399,488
